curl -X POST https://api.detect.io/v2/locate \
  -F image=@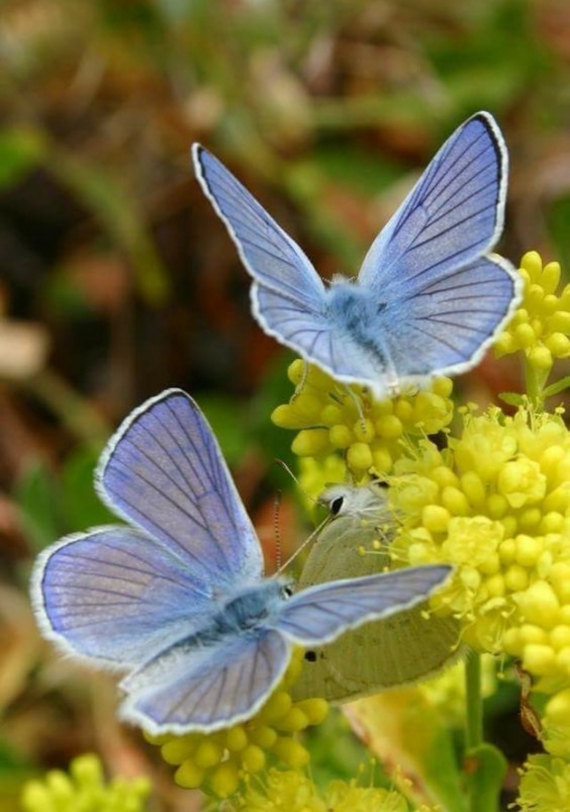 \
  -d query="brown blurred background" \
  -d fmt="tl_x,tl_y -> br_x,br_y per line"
1,0 -> 570,807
